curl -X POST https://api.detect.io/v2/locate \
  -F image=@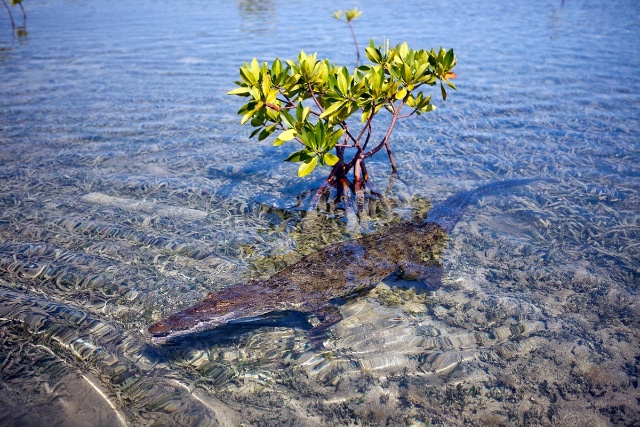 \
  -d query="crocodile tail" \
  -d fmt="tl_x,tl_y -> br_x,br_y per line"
426,178 -> 540,232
